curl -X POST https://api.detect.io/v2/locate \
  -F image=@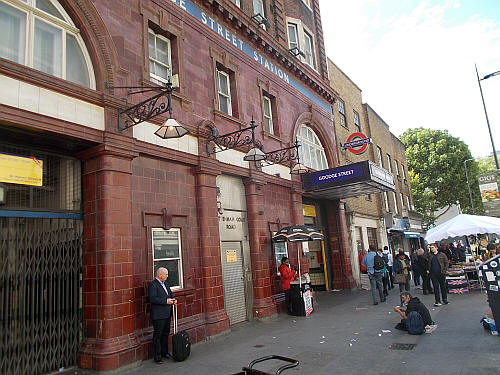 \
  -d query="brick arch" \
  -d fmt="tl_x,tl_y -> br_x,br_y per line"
291,112 -> 338,168
59,0 -> 120,90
